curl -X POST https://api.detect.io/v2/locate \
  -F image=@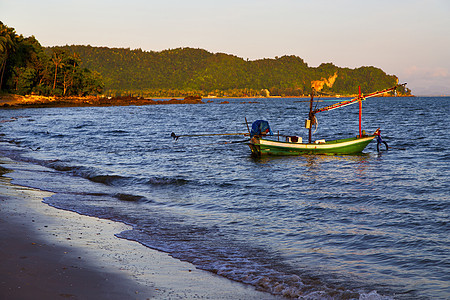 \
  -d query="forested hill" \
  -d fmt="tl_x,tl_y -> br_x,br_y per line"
51,45 -> 411,97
